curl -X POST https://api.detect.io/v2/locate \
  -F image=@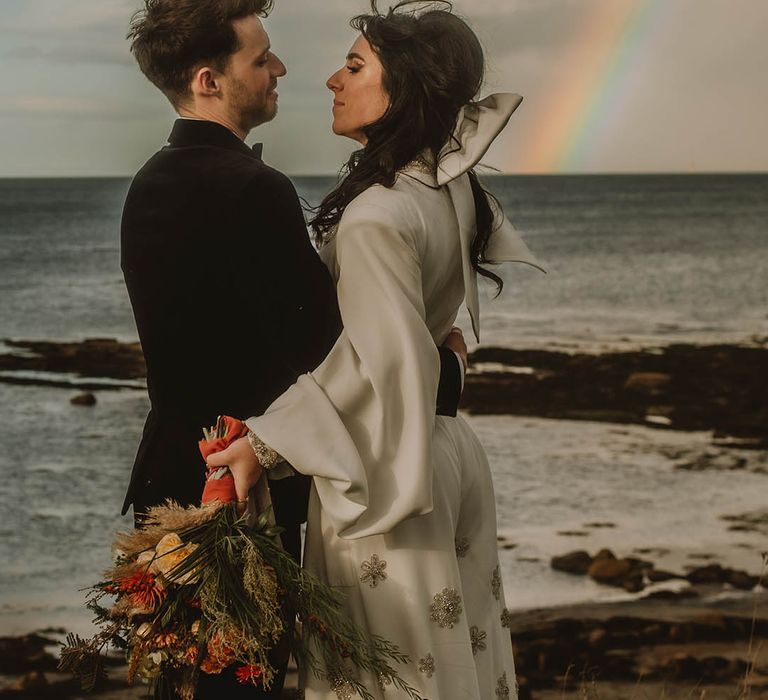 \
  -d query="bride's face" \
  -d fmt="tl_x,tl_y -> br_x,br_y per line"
326,35 -> 390,144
